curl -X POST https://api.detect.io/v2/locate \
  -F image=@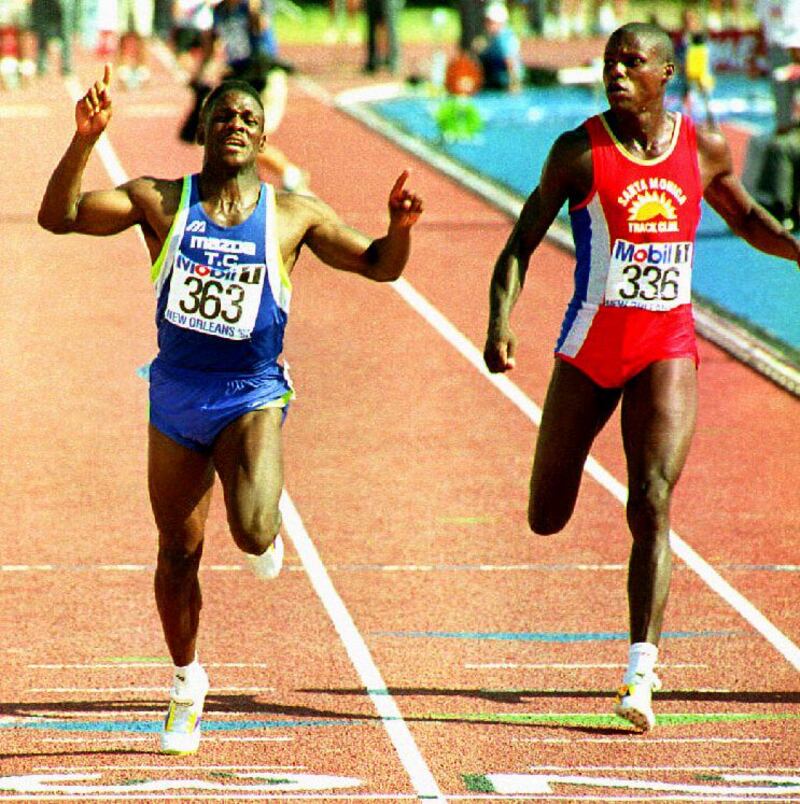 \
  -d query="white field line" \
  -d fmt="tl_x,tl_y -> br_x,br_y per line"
61,72 -> 445,804
278,491 -> 445,802
25,687 -> 274,694
29,663 -> 271,669
465,662 -> 706,670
